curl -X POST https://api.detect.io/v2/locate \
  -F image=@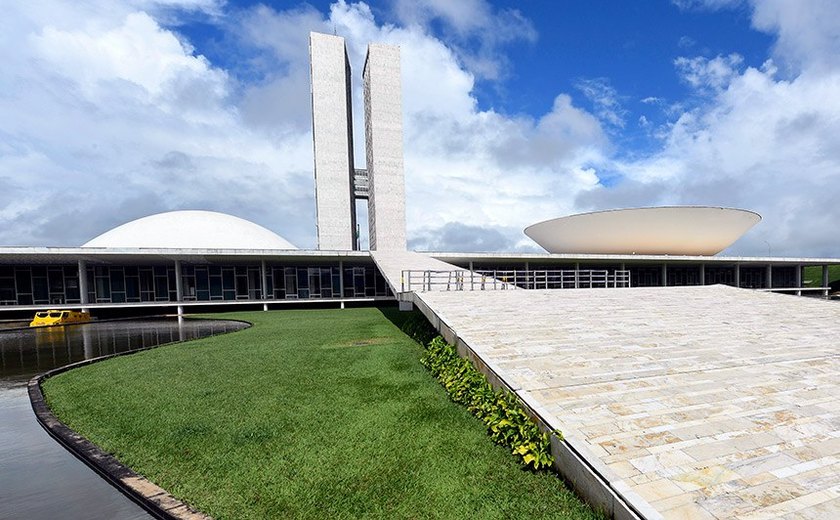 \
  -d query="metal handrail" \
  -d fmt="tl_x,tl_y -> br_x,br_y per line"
400,269 -> 631,292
